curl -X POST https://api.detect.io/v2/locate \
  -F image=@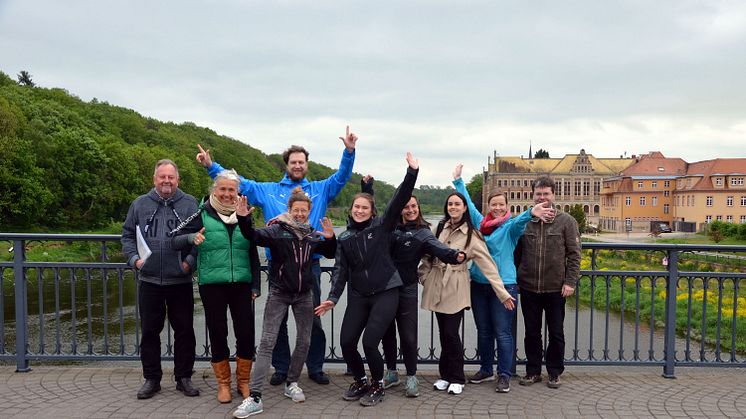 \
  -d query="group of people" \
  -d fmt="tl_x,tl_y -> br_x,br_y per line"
121,126 -> 581,418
